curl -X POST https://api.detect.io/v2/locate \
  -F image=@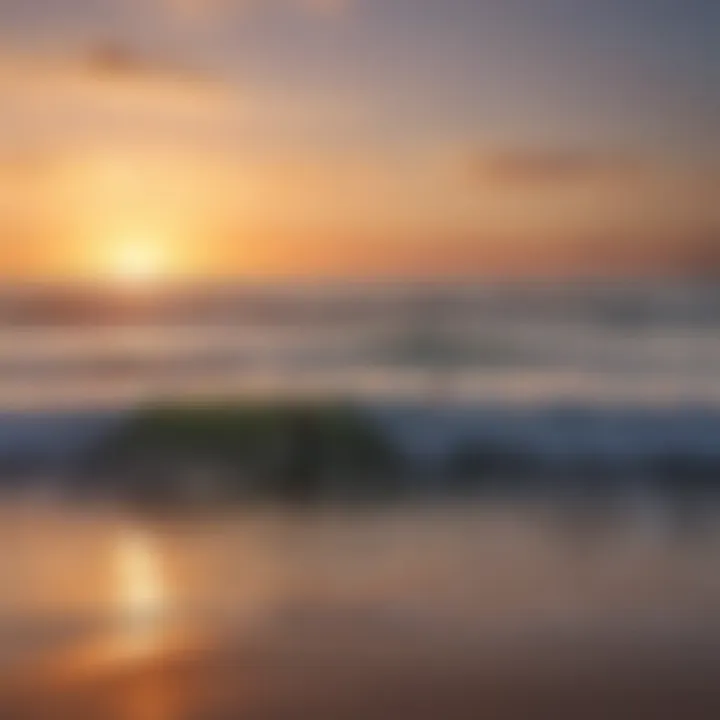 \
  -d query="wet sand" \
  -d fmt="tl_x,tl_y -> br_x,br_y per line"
3,500 -> 720,719
4,622 -> 720,720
